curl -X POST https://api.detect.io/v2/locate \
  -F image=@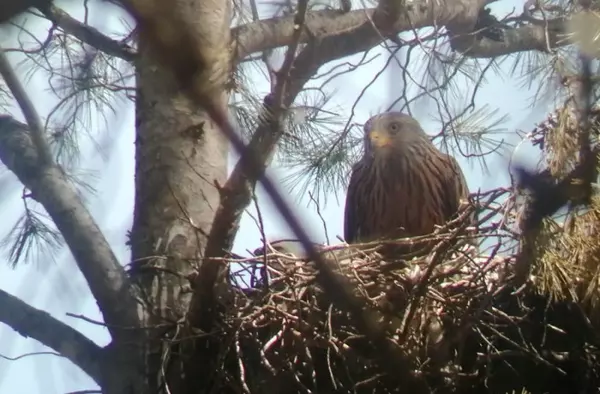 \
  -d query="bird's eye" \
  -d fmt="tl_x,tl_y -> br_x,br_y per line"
389,122 -> 400,133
